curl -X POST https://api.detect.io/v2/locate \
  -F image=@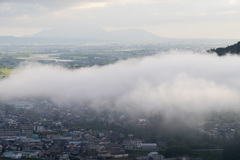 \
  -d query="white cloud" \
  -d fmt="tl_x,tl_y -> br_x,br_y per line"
1,0 -> 240,38
228,0 -> 239,4
15,14 -> 30,21
0,27 -> 45,36
1,51 -> 240,118
72,2 -> 108,9
144,22 -> 240,39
